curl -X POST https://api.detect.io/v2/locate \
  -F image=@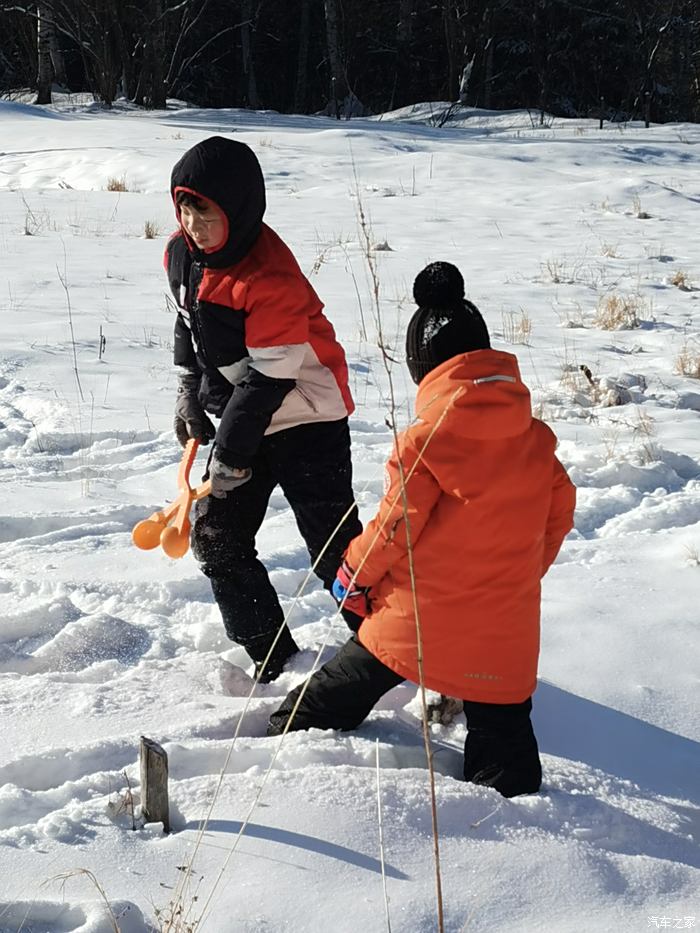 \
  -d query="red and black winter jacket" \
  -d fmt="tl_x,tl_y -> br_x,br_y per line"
166,136 -> 354,469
